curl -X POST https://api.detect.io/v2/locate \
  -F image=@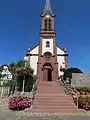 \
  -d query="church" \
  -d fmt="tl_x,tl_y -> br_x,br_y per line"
26,0 -> 68,82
